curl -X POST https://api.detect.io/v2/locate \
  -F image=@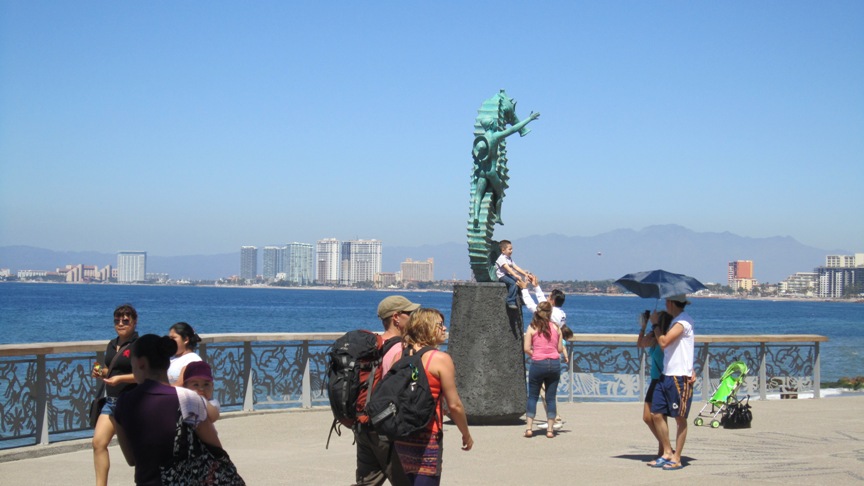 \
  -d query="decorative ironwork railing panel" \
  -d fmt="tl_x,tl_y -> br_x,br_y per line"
0,333 -> 826,449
